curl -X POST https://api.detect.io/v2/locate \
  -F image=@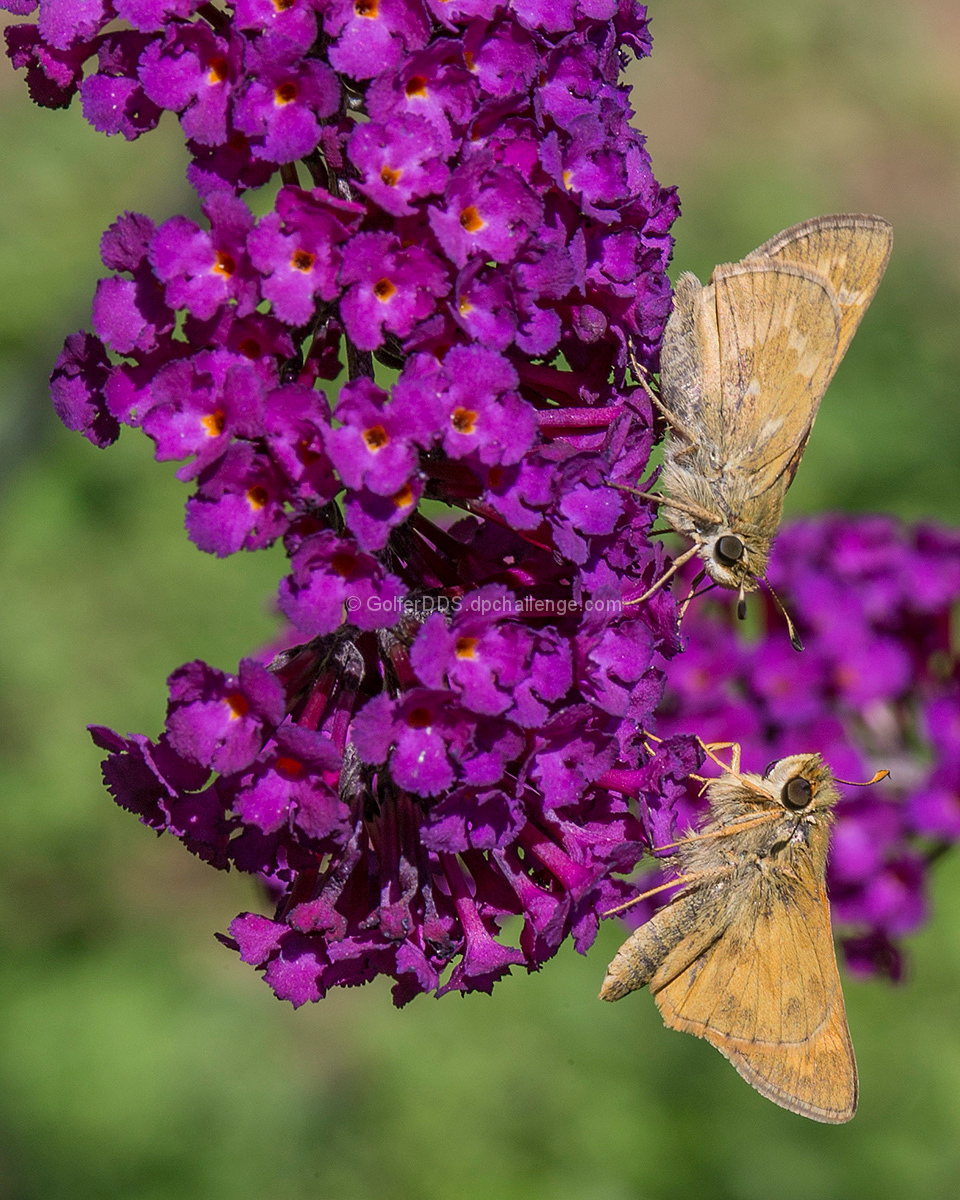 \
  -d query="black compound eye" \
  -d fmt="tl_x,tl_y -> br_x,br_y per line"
715,535 -> 744,567
782,776 -> 813,810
